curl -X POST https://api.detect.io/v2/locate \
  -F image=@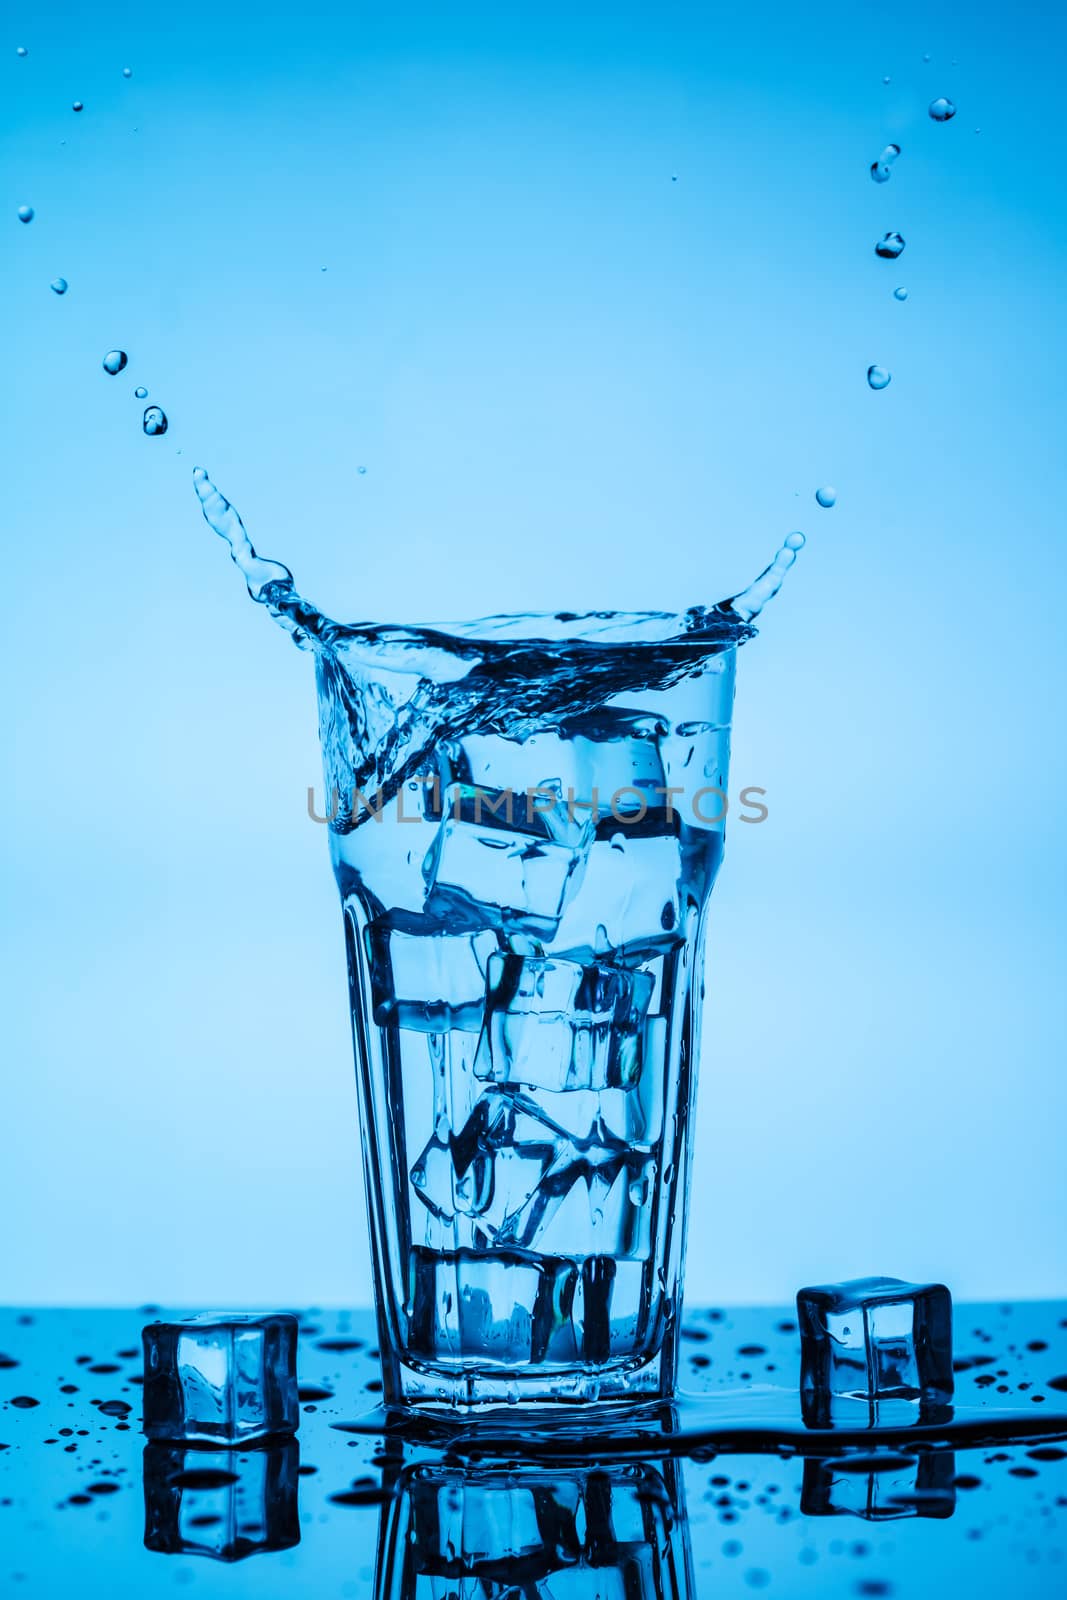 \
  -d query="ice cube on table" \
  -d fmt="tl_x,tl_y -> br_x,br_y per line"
142,1314 -> 299,1445
800,1450 -> 956,1520
143,1440 -> 300,1560
476,953 -> 654,1092
797,1277 -> 953,1428
365,923 -> 499,1032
